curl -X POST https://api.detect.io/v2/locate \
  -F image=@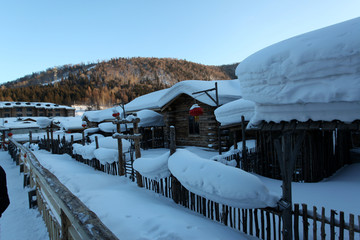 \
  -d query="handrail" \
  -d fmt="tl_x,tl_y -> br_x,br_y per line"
10,139 -> 119,240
